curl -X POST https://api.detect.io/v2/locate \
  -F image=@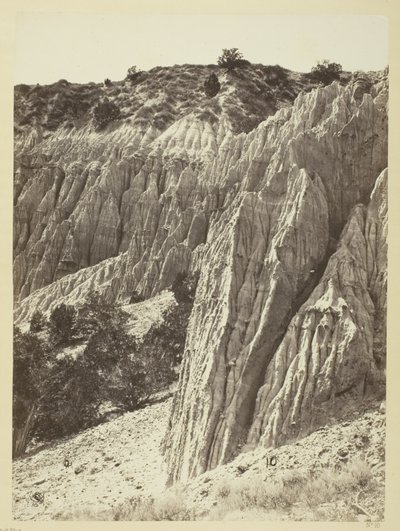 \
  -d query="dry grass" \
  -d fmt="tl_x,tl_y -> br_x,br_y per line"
209,457 -> 375,520
15,63 -> 325,134
52,457 -> 379,521
112,490 -> 194,521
